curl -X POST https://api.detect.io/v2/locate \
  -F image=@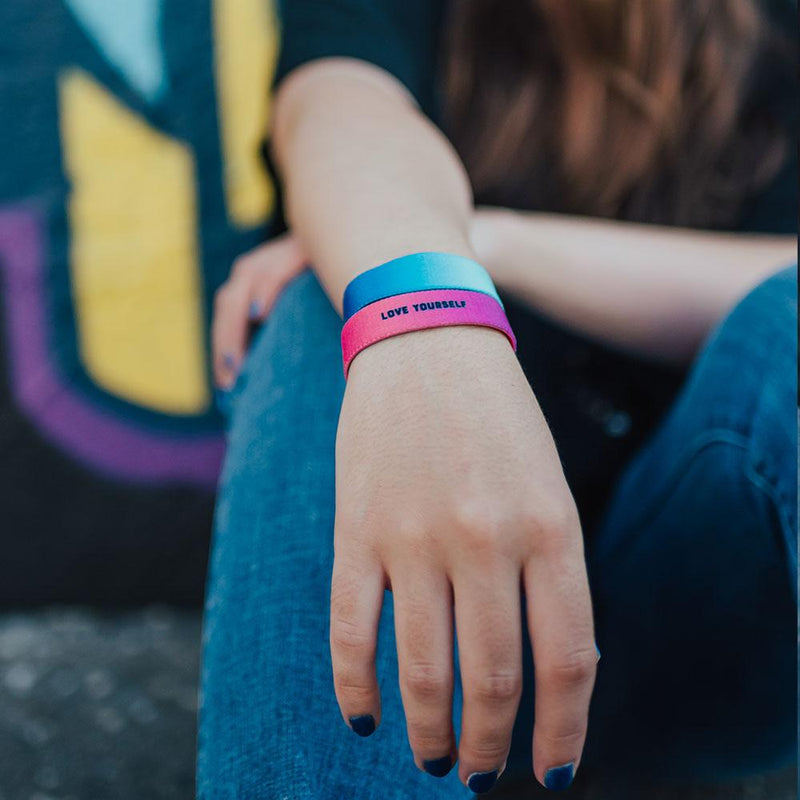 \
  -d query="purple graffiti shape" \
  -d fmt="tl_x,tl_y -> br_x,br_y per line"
0,205 -> 224,487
